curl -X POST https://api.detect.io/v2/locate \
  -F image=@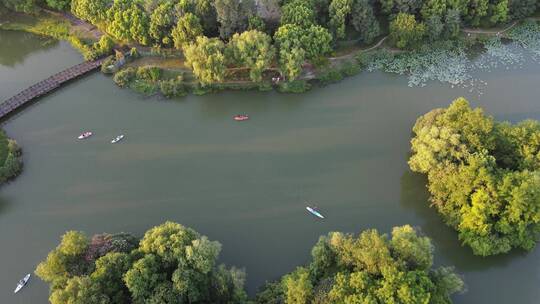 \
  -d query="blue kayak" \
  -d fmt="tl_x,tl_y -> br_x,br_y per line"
306,206 -> 325,219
